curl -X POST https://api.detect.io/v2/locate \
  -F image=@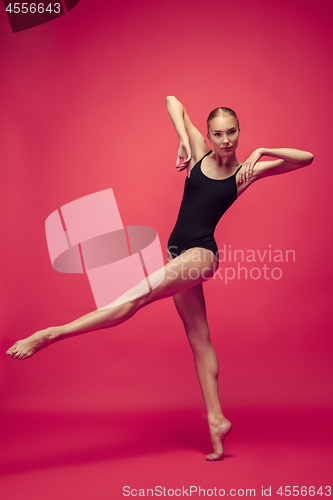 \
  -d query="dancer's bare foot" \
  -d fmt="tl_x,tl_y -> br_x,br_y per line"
206,415 -> 232,461
6,327 -> 57,360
